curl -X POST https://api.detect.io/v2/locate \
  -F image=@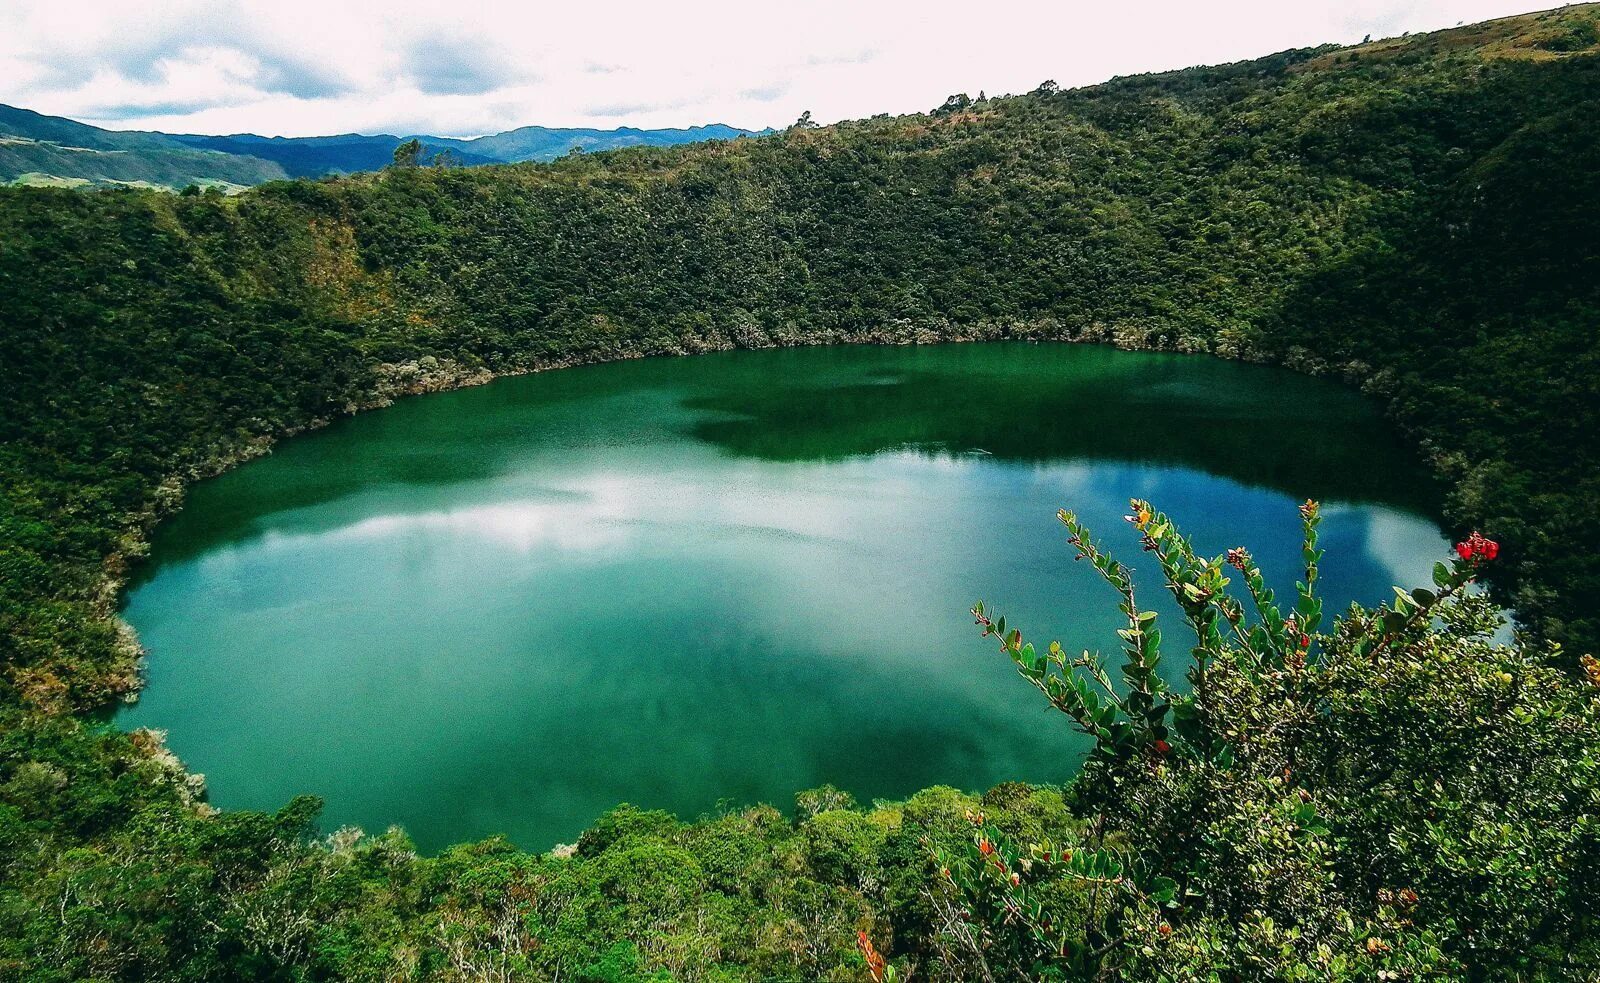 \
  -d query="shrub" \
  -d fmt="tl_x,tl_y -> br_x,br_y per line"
945,501 -> 1600,978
